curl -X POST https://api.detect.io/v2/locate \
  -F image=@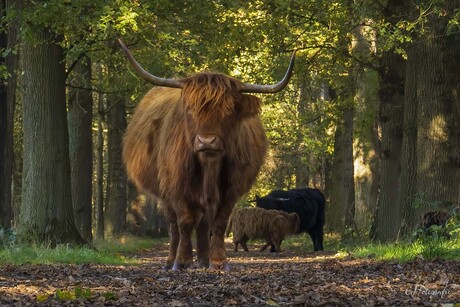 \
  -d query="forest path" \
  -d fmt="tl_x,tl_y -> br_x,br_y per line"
1,241 -> 459,306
